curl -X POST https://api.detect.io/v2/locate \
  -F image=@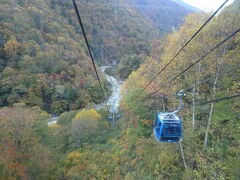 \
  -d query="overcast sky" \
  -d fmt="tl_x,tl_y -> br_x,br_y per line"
182,0 -> 235,12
